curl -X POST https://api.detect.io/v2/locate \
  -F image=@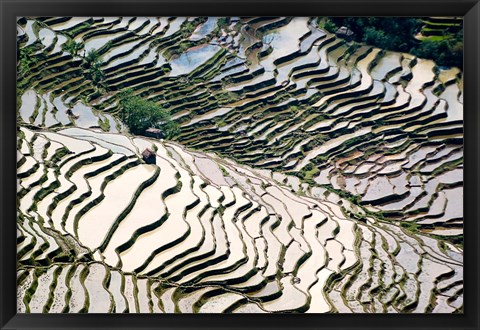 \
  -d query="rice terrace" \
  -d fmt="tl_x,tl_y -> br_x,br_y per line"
16,16 -> 463,313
